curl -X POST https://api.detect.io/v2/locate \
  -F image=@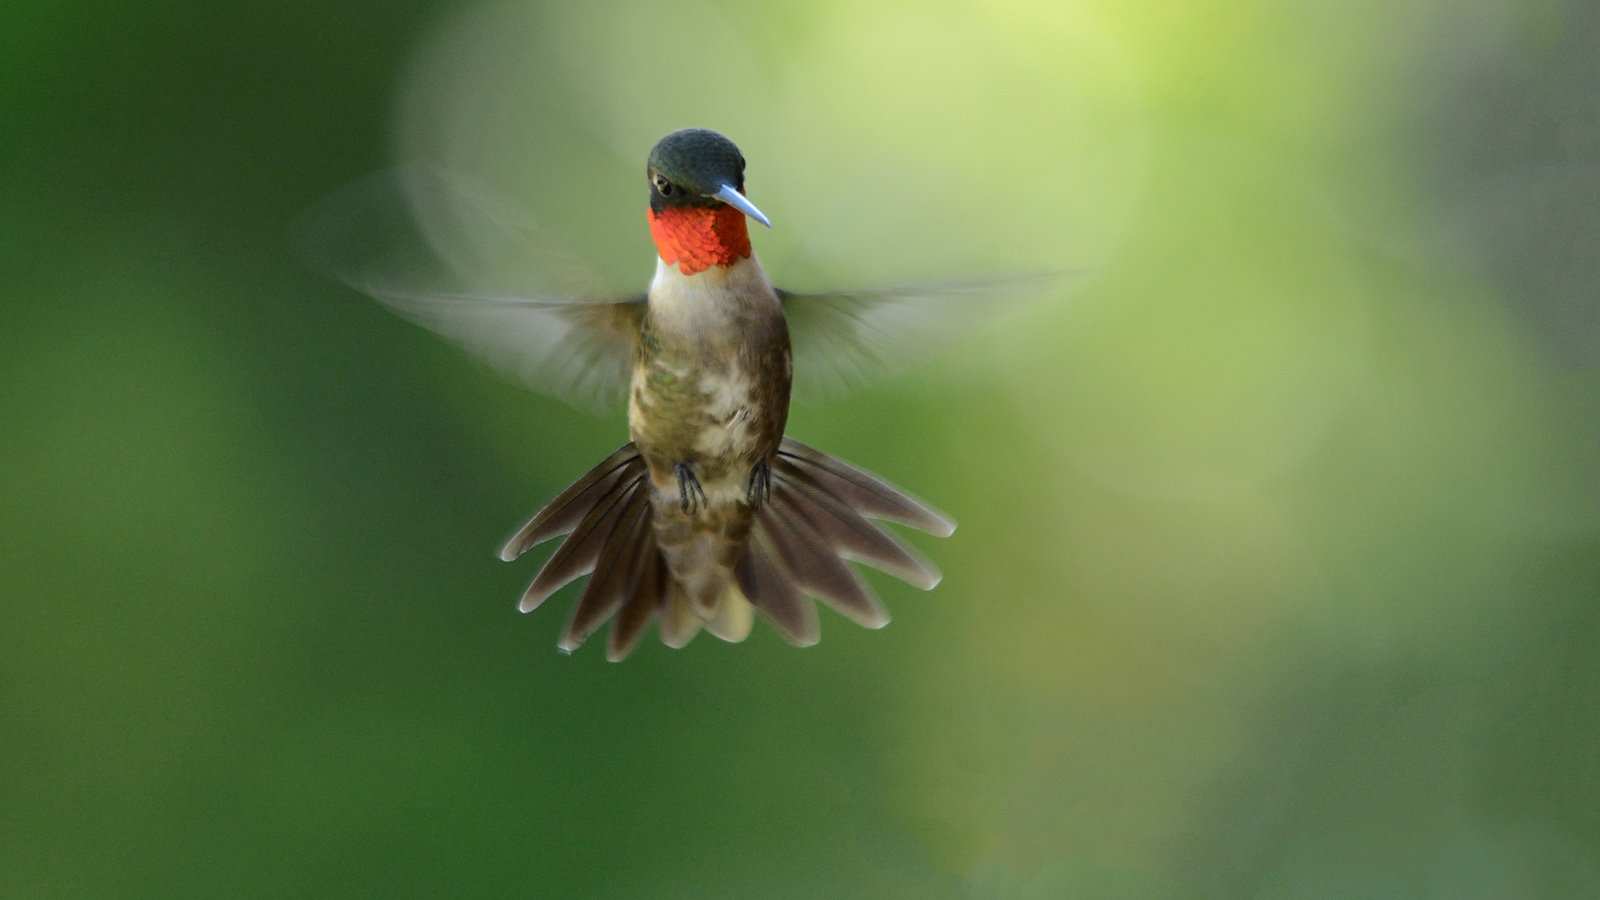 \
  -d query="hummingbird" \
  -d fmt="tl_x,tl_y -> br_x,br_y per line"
320,127 -> 1048,660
